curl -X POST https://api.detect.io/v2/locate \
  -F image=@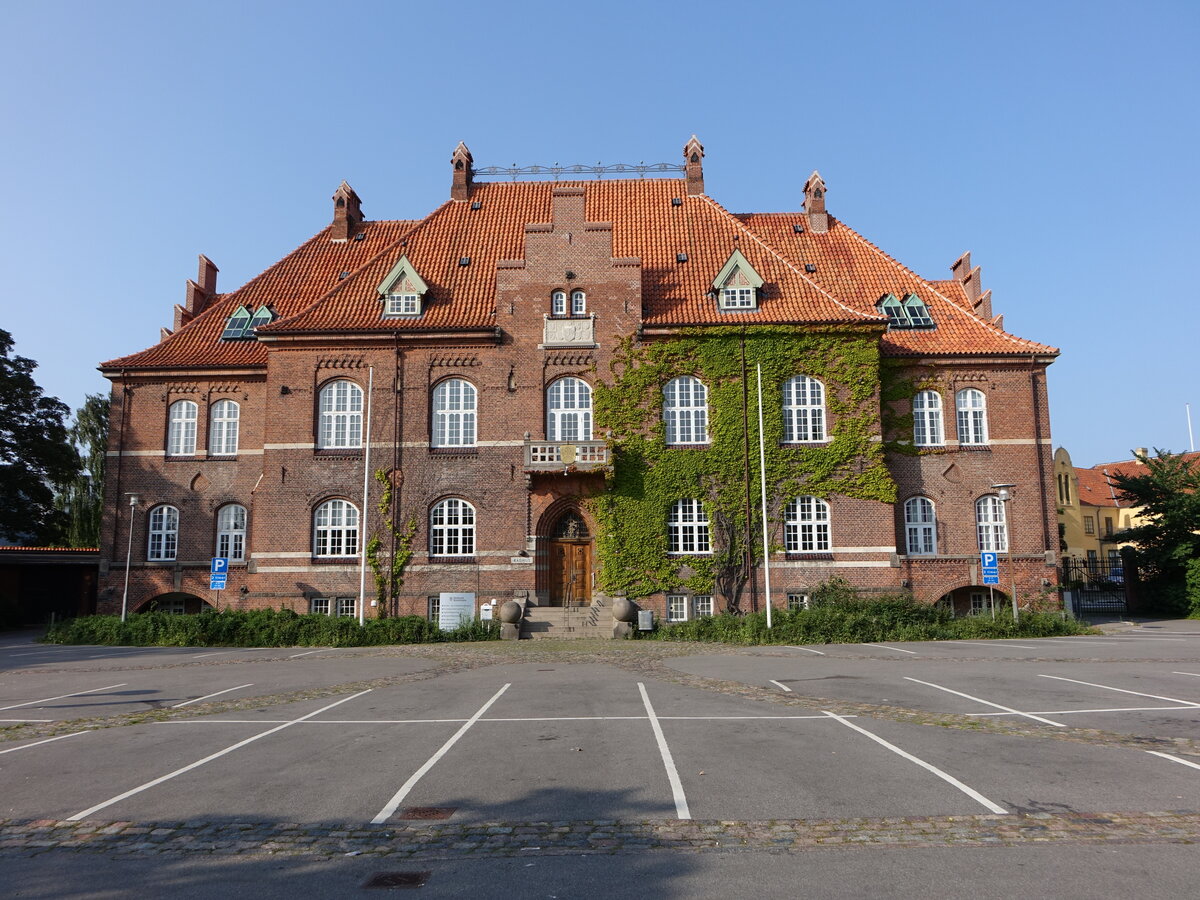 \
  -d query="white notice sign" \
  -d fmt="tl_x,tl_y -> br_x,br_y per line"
439,592 -> 475,631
